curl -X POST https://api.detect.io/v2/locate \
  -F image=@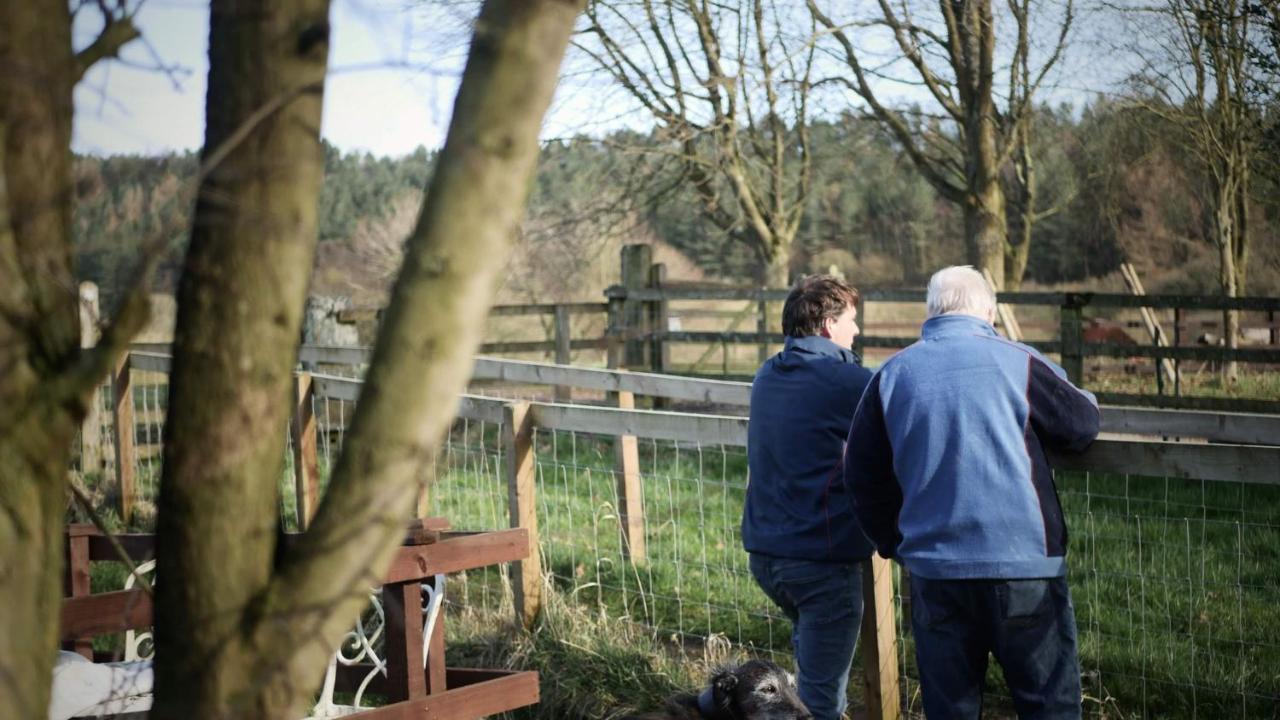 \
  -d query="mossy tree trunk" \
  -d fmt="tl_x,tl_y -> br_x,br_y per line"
151,1 -> 584,718
1,0 -> 582,717
0,3 -> 142,716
